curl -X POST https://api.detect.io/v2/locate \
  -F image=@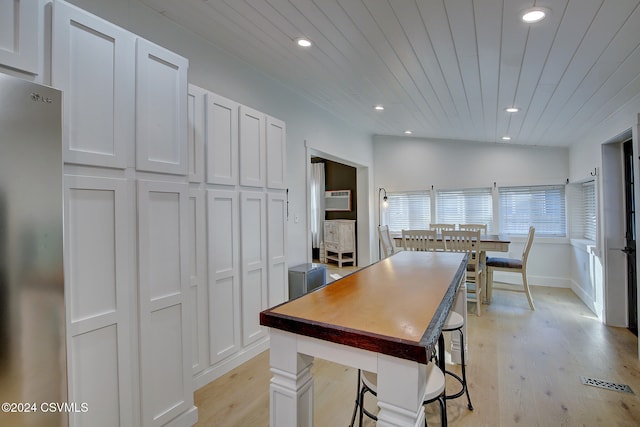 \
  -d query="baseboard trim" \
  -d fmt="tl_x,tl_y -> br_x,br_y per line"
491,271 -> 571,288
192,339 -> 270,391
